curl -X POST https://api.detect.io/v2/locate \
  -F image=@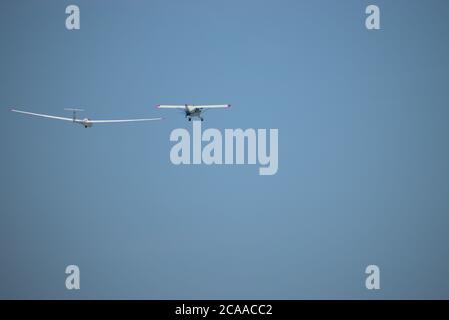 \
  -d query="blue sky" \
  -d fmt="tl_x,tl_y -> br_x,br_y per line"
1,0 -> 449,299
